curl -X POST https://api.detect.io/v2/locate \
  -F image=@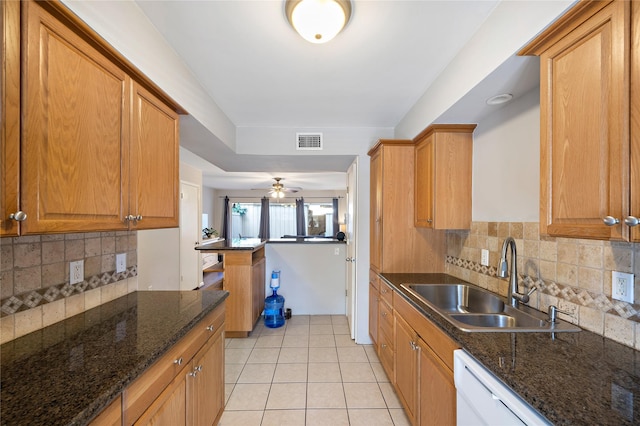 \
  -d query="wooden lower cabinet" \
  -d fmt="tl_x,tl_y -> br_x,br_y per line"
191,329 -> 225,426
135,373 -> 187,426
390,293 -> 459,426
222,247 -> 266,337
418,338 -> 456,426
121,302 -> 225,426
369,280 -> 379,348
394,314 -> 419,425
